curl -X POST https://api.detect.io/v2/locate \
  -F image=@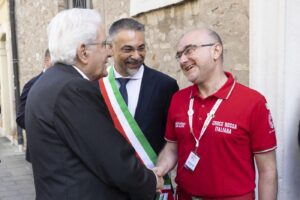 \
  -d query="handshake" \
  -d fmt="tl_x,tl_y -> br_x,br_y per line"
152,166 -> 166,192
